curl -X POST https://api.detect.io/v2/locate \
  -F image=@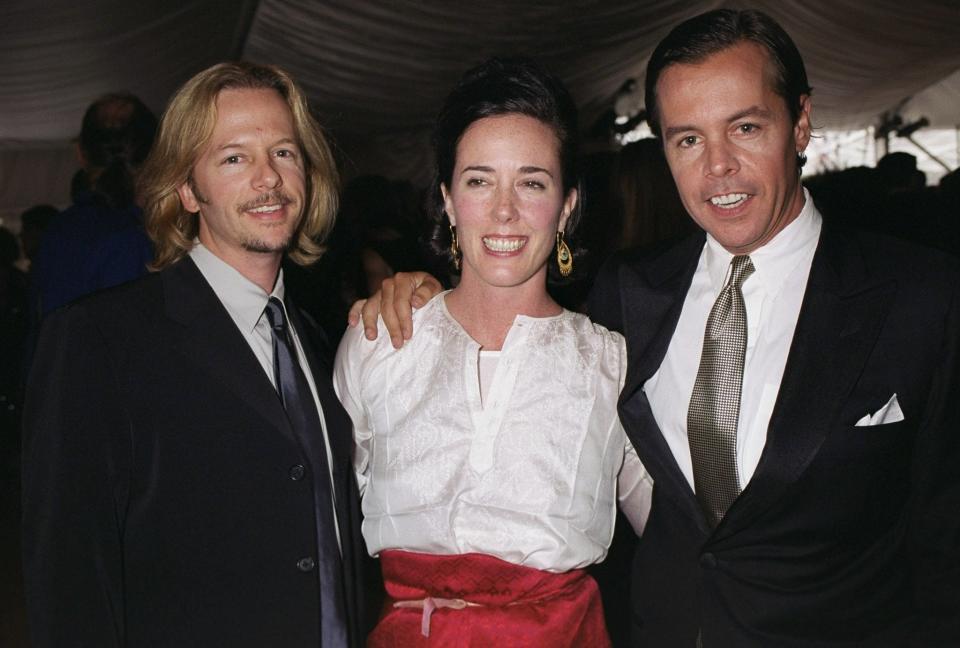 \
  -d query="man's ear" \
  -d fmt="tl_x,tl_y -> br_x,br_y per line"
176,180 -> 201,214
794,94 -> 812,152
441,183 -> 456,226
